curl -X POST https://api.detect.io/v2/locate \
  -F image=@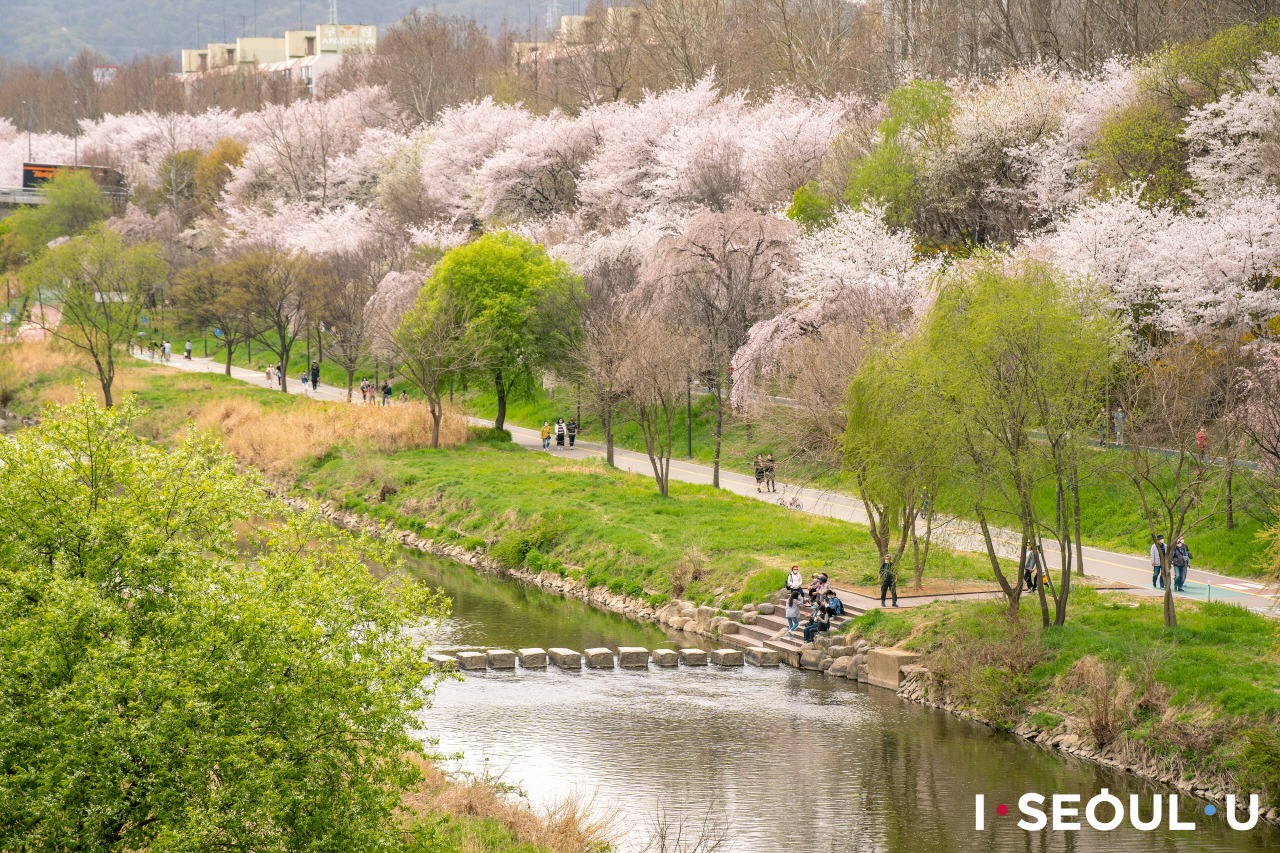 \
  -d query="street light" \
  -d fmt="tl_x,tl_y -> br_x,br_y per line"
72,99 -> 79,167
21,100 -> 30,161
